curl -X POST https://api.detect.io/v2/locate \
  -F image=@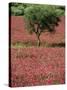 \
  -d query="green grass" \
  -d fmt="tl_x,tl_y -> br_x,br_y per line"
11,41 -> 65,48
